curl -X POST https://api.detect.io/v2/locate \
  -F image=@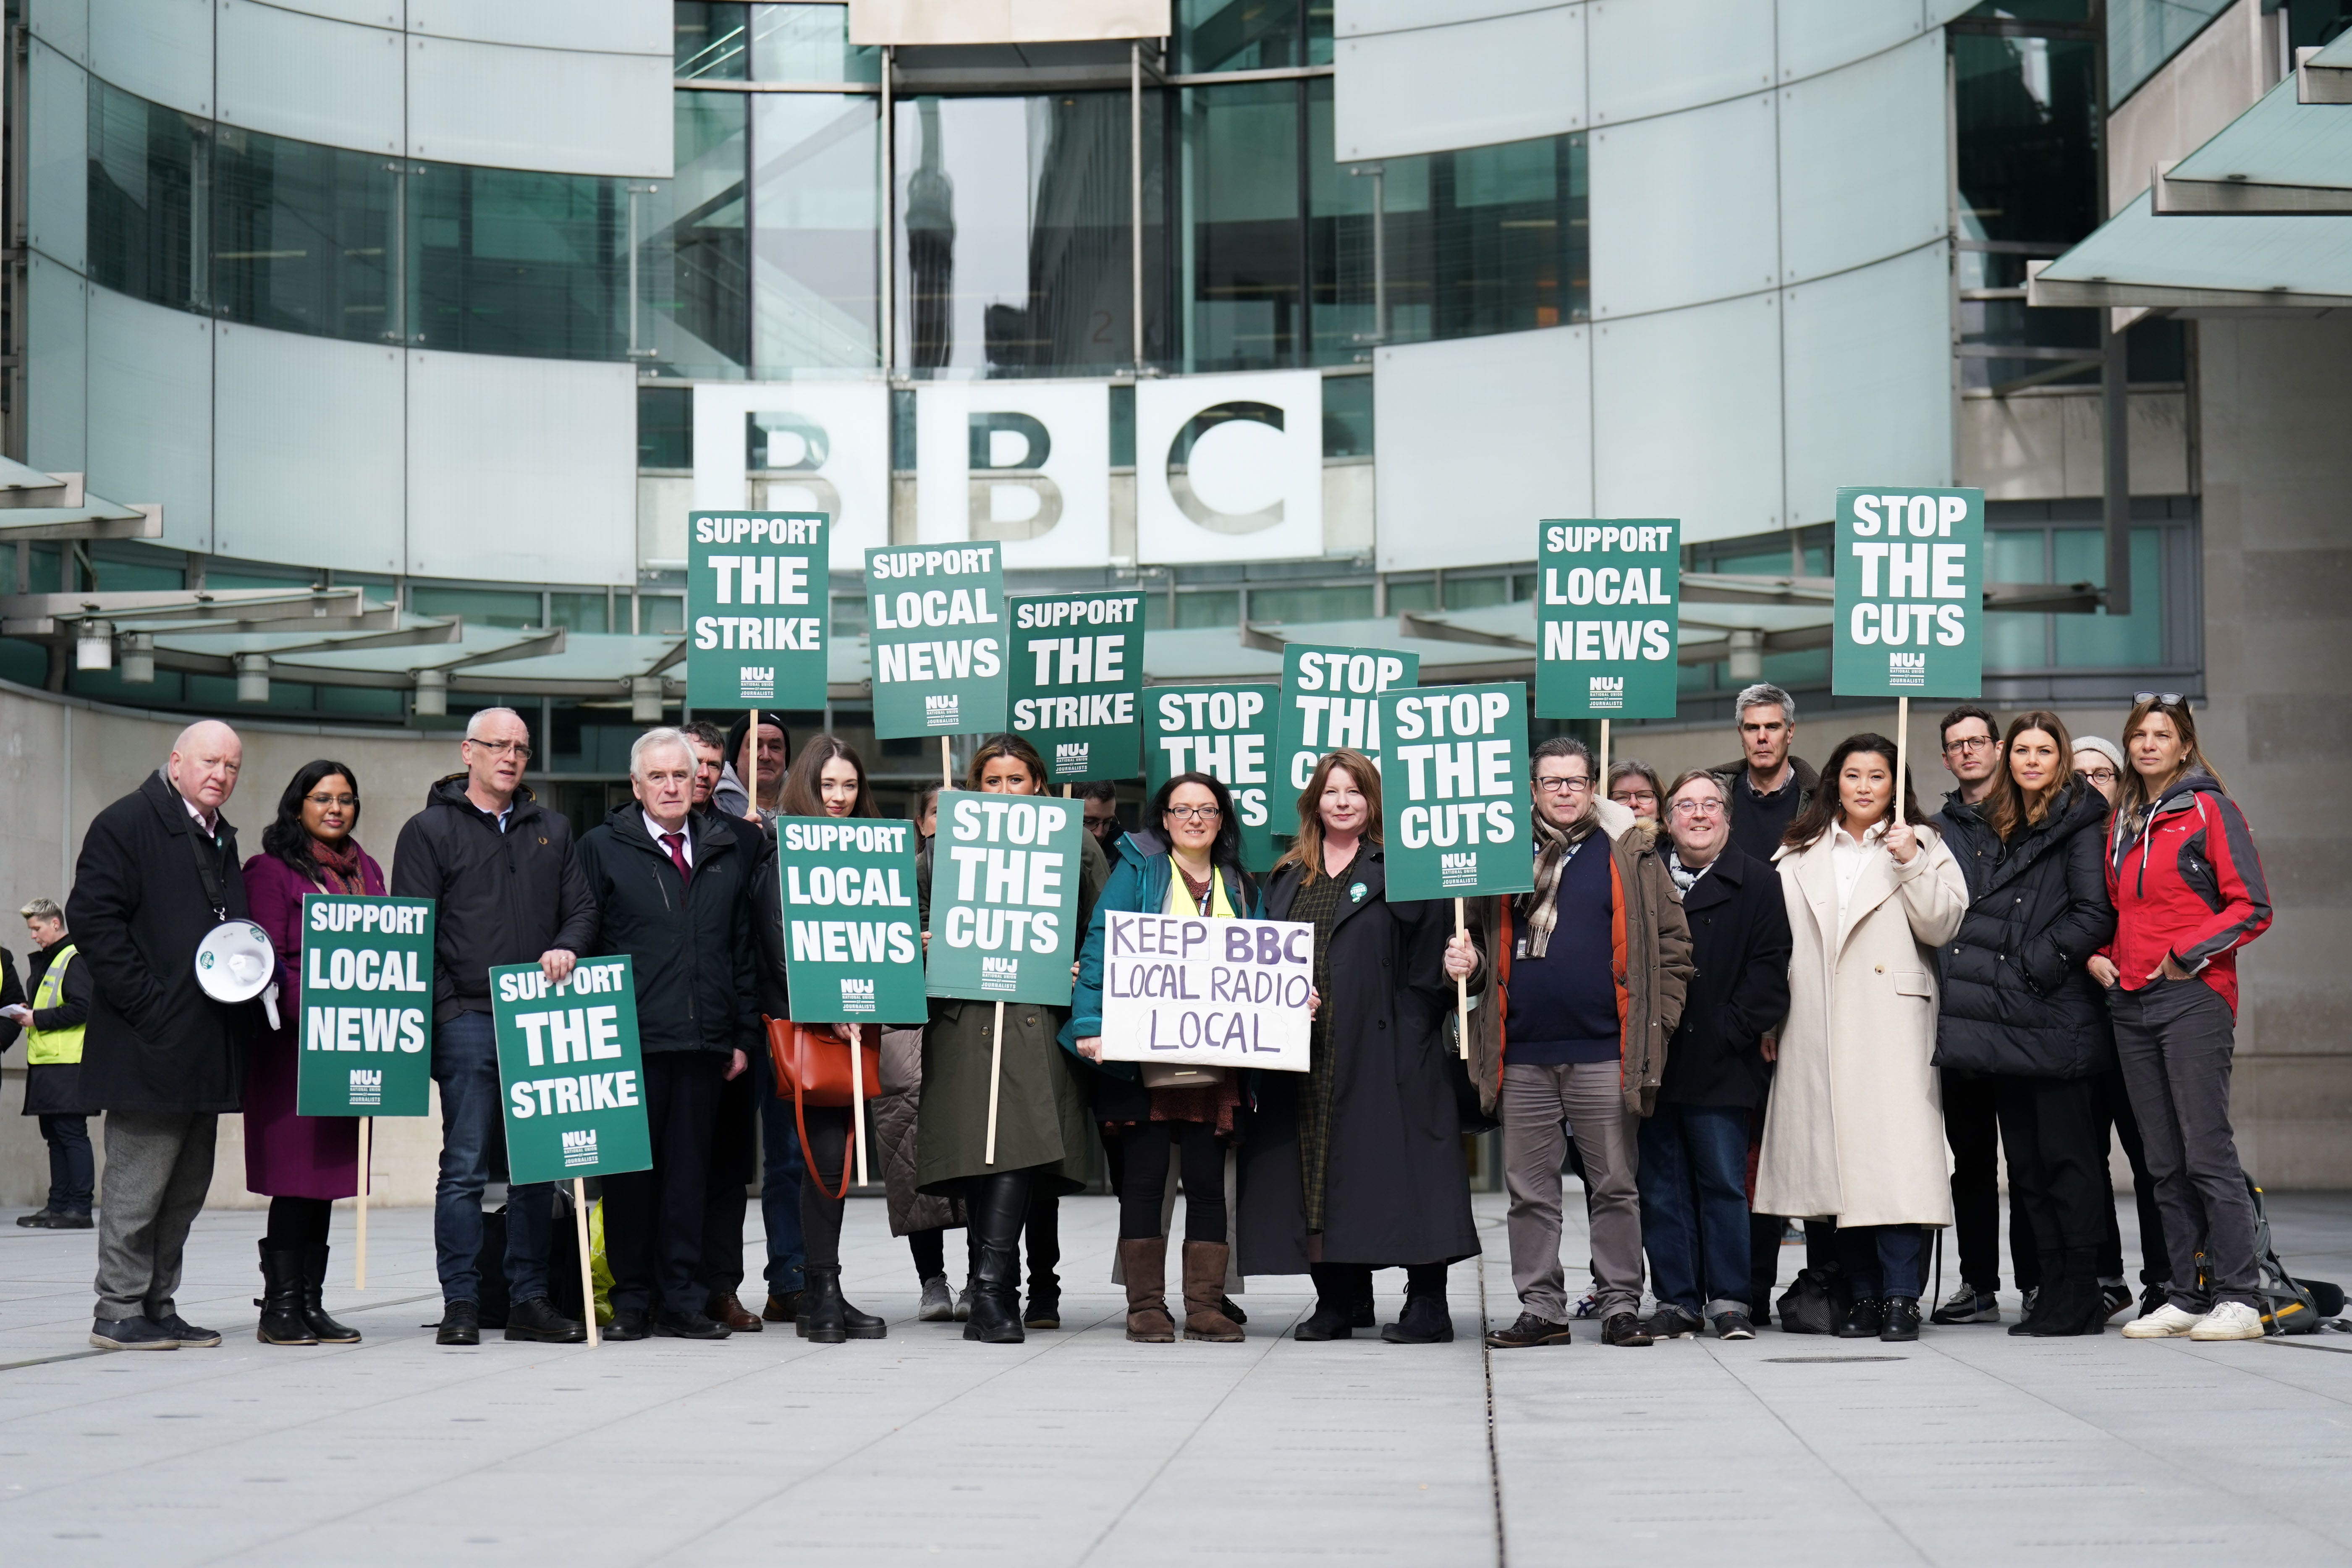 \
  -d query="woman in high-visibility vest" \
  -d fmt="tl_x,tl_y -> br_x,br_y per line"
5,897 -> 97,1229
